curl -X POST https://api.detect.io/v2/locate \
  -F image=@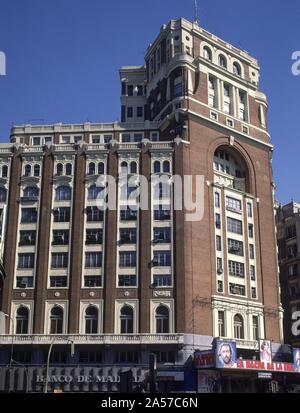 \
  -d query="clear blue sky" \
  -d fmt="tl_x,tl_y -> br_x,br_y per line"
0,0 -> 299,204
